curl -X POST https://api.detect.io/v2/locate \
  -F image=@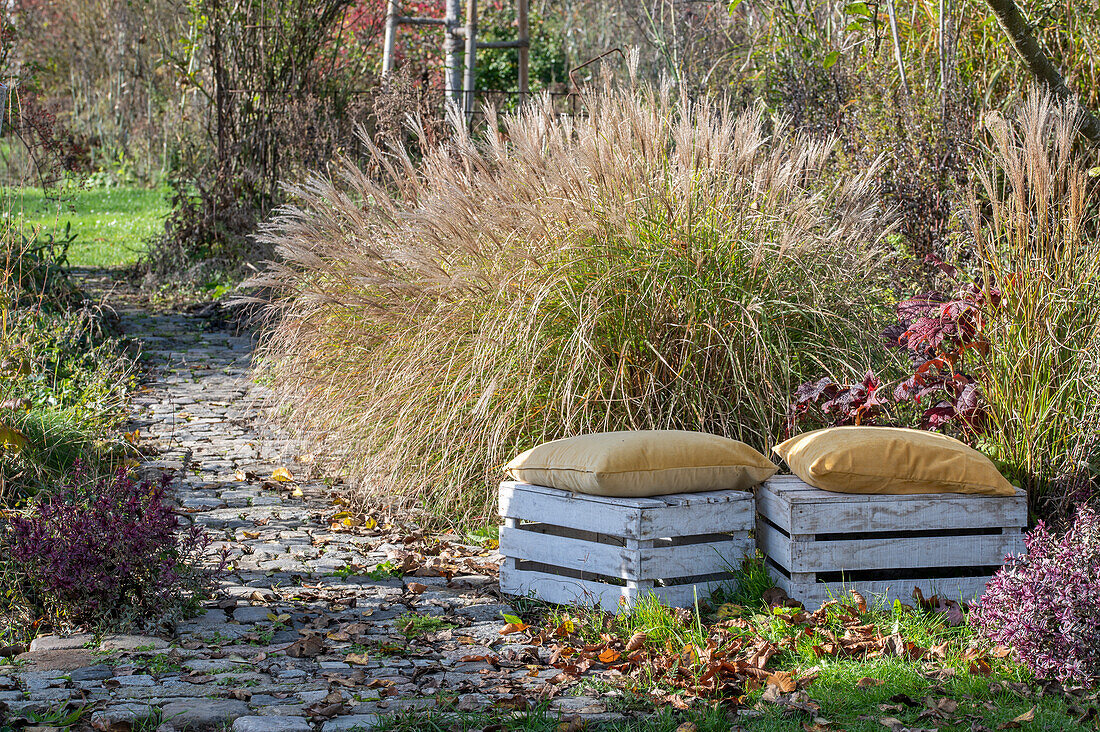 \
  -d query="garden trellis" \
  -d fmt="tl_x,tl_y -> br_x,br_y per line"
380,0 -> 530,119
